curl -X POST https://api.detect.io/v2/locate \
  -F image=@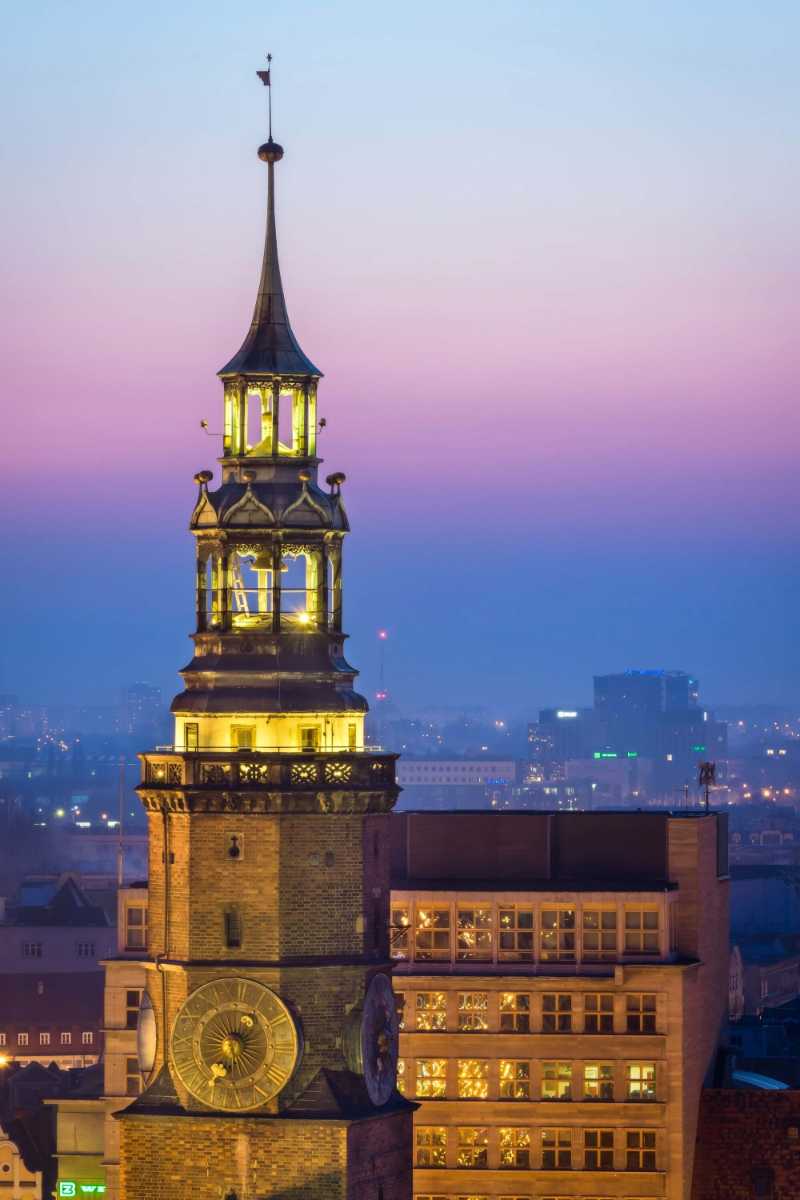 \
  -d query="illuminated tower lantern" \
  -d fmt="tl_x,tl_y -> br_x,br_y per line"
117,68 -> 413,1200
